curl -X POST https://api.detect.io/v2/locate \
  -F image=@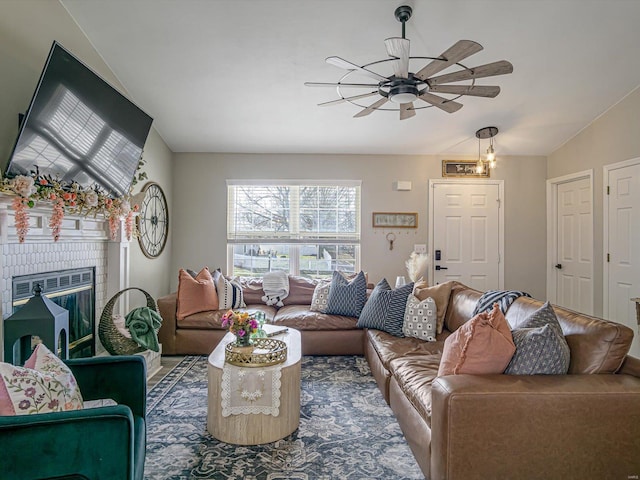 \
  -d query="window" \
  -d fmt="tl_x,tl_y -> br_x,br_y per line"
227,181 -> 361,279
